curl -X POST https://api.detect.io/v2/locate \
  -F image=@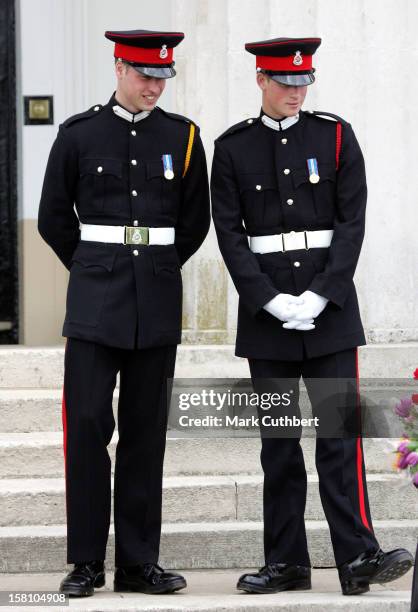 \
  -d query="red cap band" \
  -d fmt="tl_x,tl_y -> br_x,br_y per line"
256,54 -> 312,71
114,42 -> 173,64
